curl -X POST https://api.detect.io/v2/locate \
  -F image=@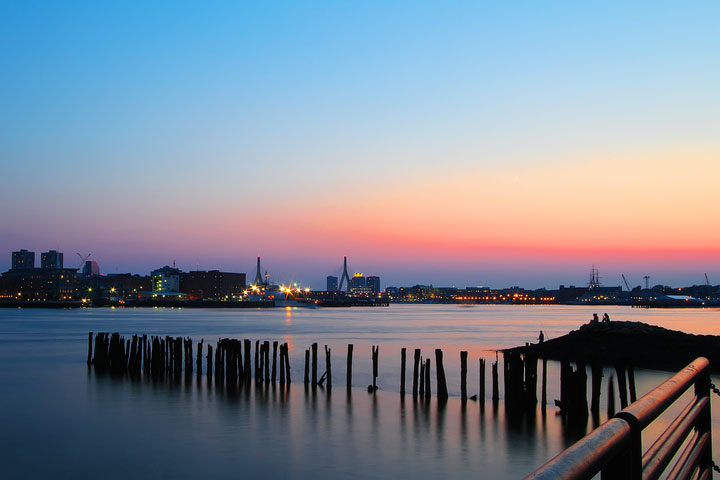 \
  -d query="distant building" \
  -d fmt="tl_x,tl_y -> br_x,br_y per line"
557,285 -> 588,303
96,273 -> 150,297
41,250 -> 63,269
11,249 -> 34,270
348,273 -> 372,296
366,276 -> 380,294
82,260 -> 100,276
326,275 -> 338,291
0,268 -> 78,300
385,286 -> 399,300
180,270 -> 246,300
151,266 -> 182,293
349,273 -> 366,291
